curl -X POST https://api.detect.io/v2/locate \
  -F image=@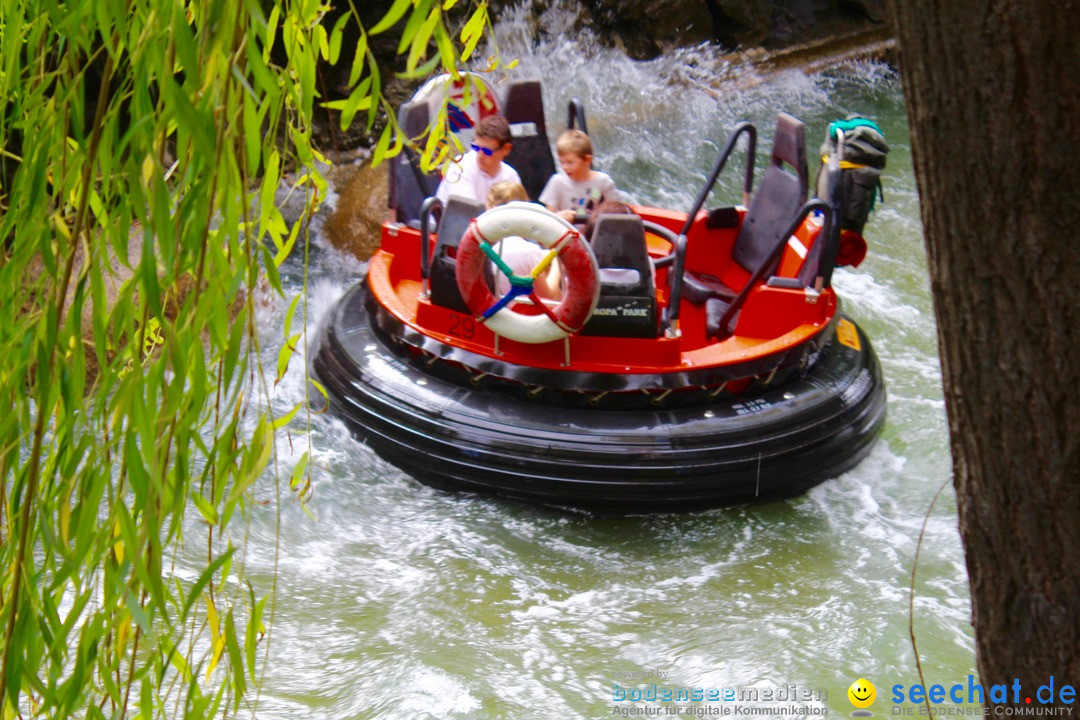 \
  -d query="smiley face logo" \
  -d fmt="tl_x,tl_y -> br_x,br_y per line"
848,678 -> 876,714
